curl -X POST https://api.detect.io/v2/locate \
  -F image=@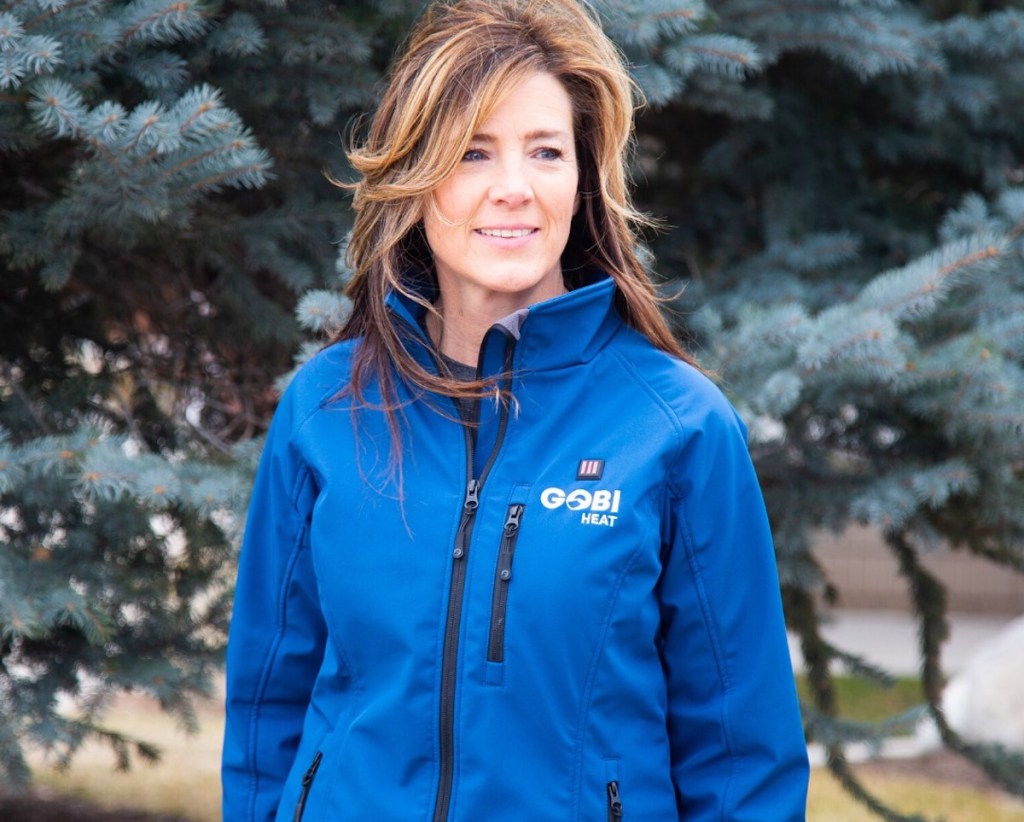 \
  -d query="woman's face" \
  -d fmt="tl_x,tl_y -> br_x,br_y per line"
423,71 -> 580,308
